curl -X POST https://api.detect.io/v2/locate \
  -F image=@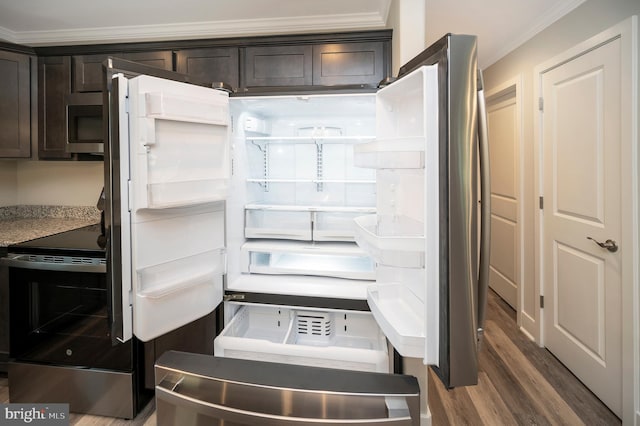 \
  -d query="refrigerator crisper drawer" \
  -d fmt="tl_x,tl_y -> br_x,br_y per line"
240,240 -> 375,280
155,351 -> 420,426
214,304 -> 389,373
244,205 -> 375,242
